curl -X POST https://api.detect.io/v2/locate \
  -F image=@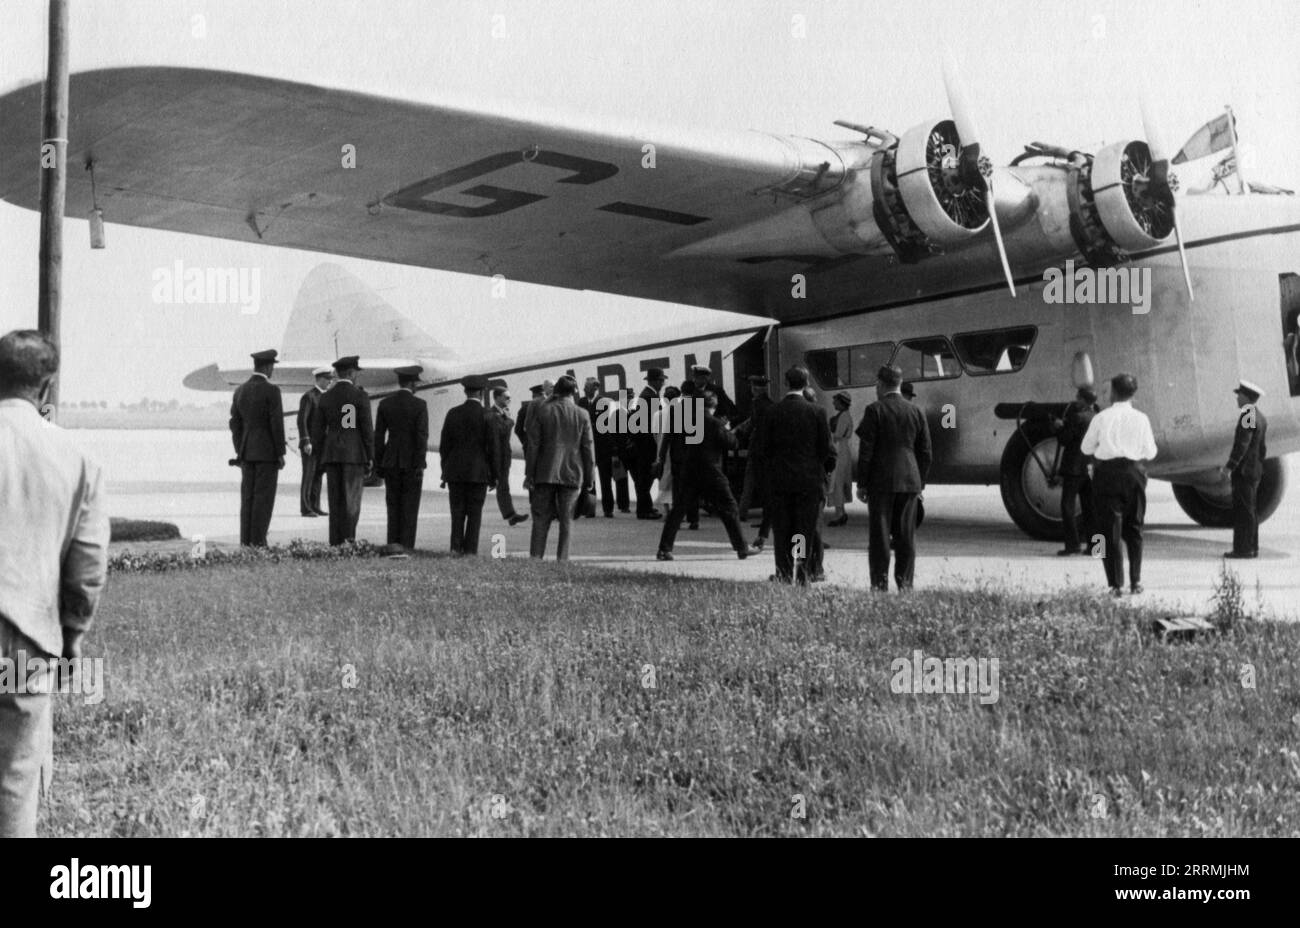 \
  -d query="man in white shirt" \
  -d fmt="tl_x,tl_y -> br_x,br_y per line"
1080,372 -> 1158,596
0,330 -> 110,836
